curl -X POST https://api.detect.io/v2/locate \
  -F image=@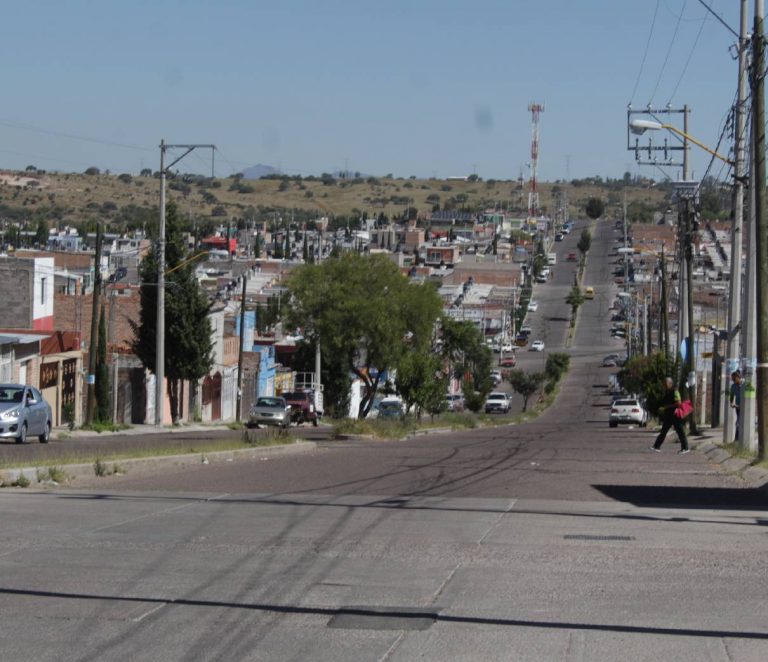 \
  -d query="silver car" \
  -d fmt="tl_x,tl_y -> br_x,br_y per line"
247,396 -> 291,429
0,384 -> 53,443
